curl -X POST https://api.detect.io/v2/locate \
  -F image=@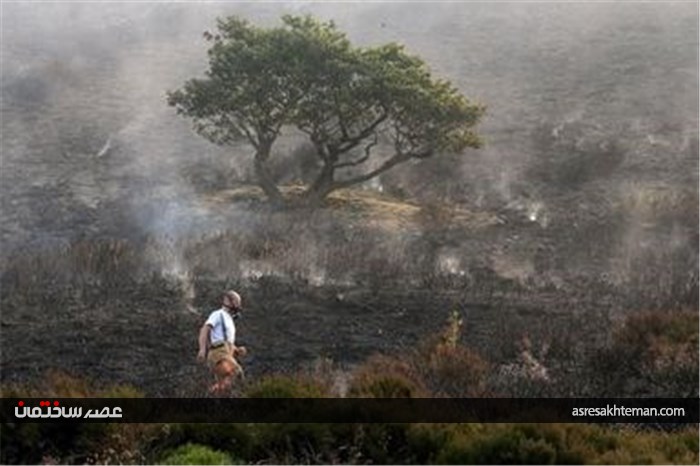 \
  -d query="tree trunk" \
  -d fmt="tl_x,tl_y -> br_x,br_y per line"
303,162 -> 335,206
253,143 -> 284,205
